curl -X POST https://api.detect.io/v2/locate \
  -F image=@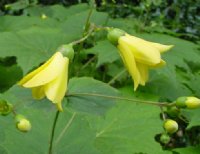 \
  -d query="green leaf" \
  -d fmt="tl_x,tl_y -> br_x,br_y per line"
61,10 -> 108,38
0,27 -> 77,74
87,86 -> 171,154
0,64 -> 22,92
0,16 -> 59,32
85,40 -> 120,67
25,4 -> 89,20
54,111 -> 101,154
67,77 -> 119,115
0,108 -> 55,154
0,85 -> 171,154
182,108 -> 200,129
174,146 -> 200,154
